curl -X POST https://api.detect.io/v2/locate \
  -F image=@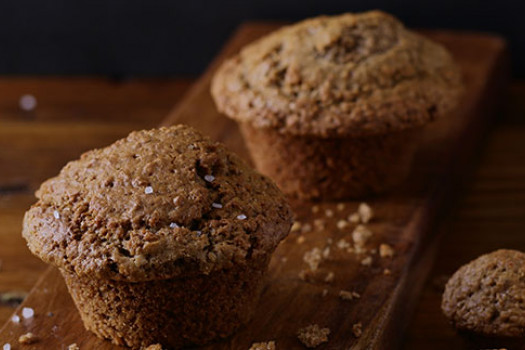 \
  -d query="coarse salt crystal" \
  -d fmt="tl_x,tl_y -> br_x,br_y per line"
212,203 -> 223,209
11,315 -> 20,323
53,210 -> 60,219
237,214 -> 247,220
144,186 -> 153,194
22,307 -> 34,319
204,174 -> 215,182
19,94 -> 37,111
169,222 -> 179,229
3,343 -> 11,350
